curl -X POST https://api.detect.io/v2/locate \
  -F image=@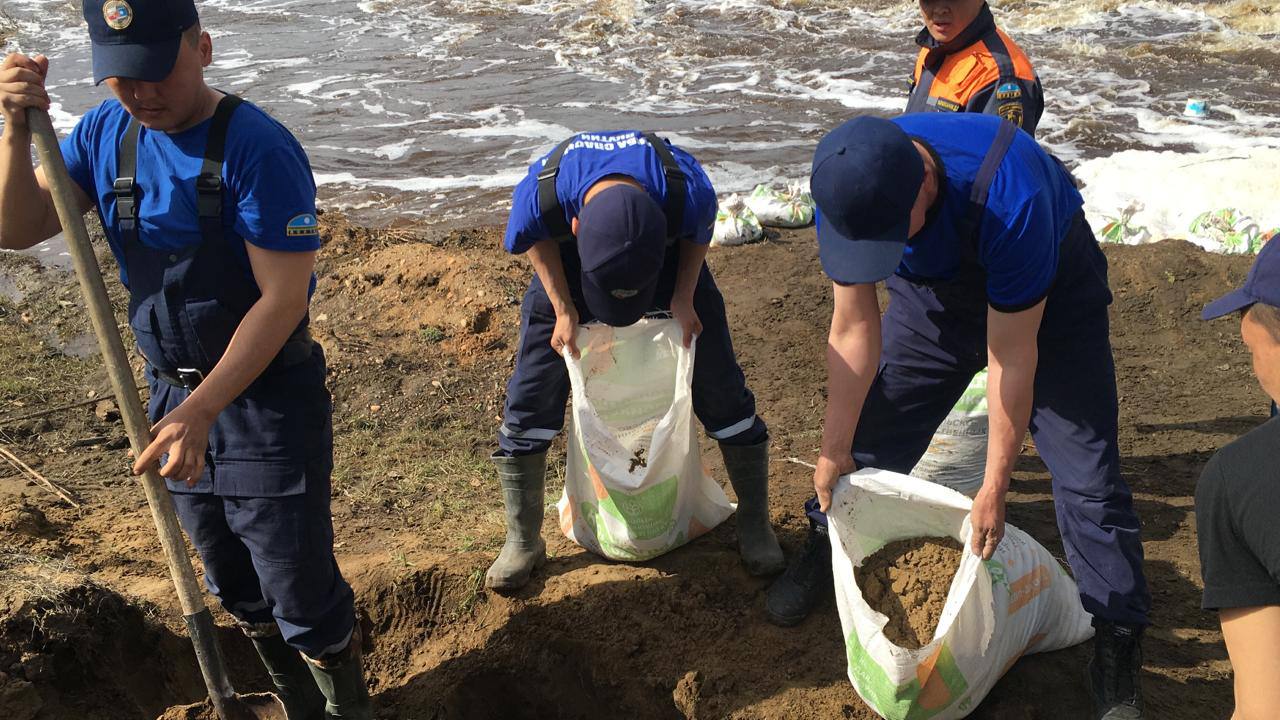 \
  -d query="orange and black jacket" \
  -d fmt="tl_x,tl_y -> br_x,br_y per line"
906,4 -> 1044,136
